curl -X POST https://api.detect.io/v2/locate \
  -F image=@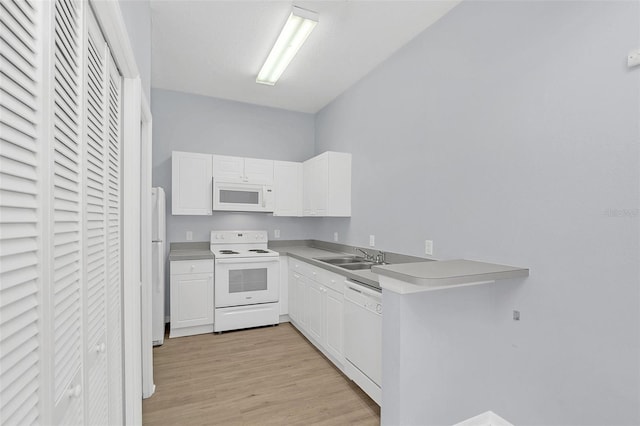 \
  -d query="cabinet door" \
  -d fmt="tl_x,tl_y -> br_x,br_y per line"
172,152 -> 213,215
302,159 -> 314,216
324,287 -> 344,363
274,161 -> 302,216
294,273 -> 307,328
288,271 -> 300,322
244,158 -> 274,183
170,273 -> 214,329
212,155 -> 244,181
303,155 -> 328,216
279,257 -> 289,315
312,154 -> 328,215
306,280 -> 324,343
